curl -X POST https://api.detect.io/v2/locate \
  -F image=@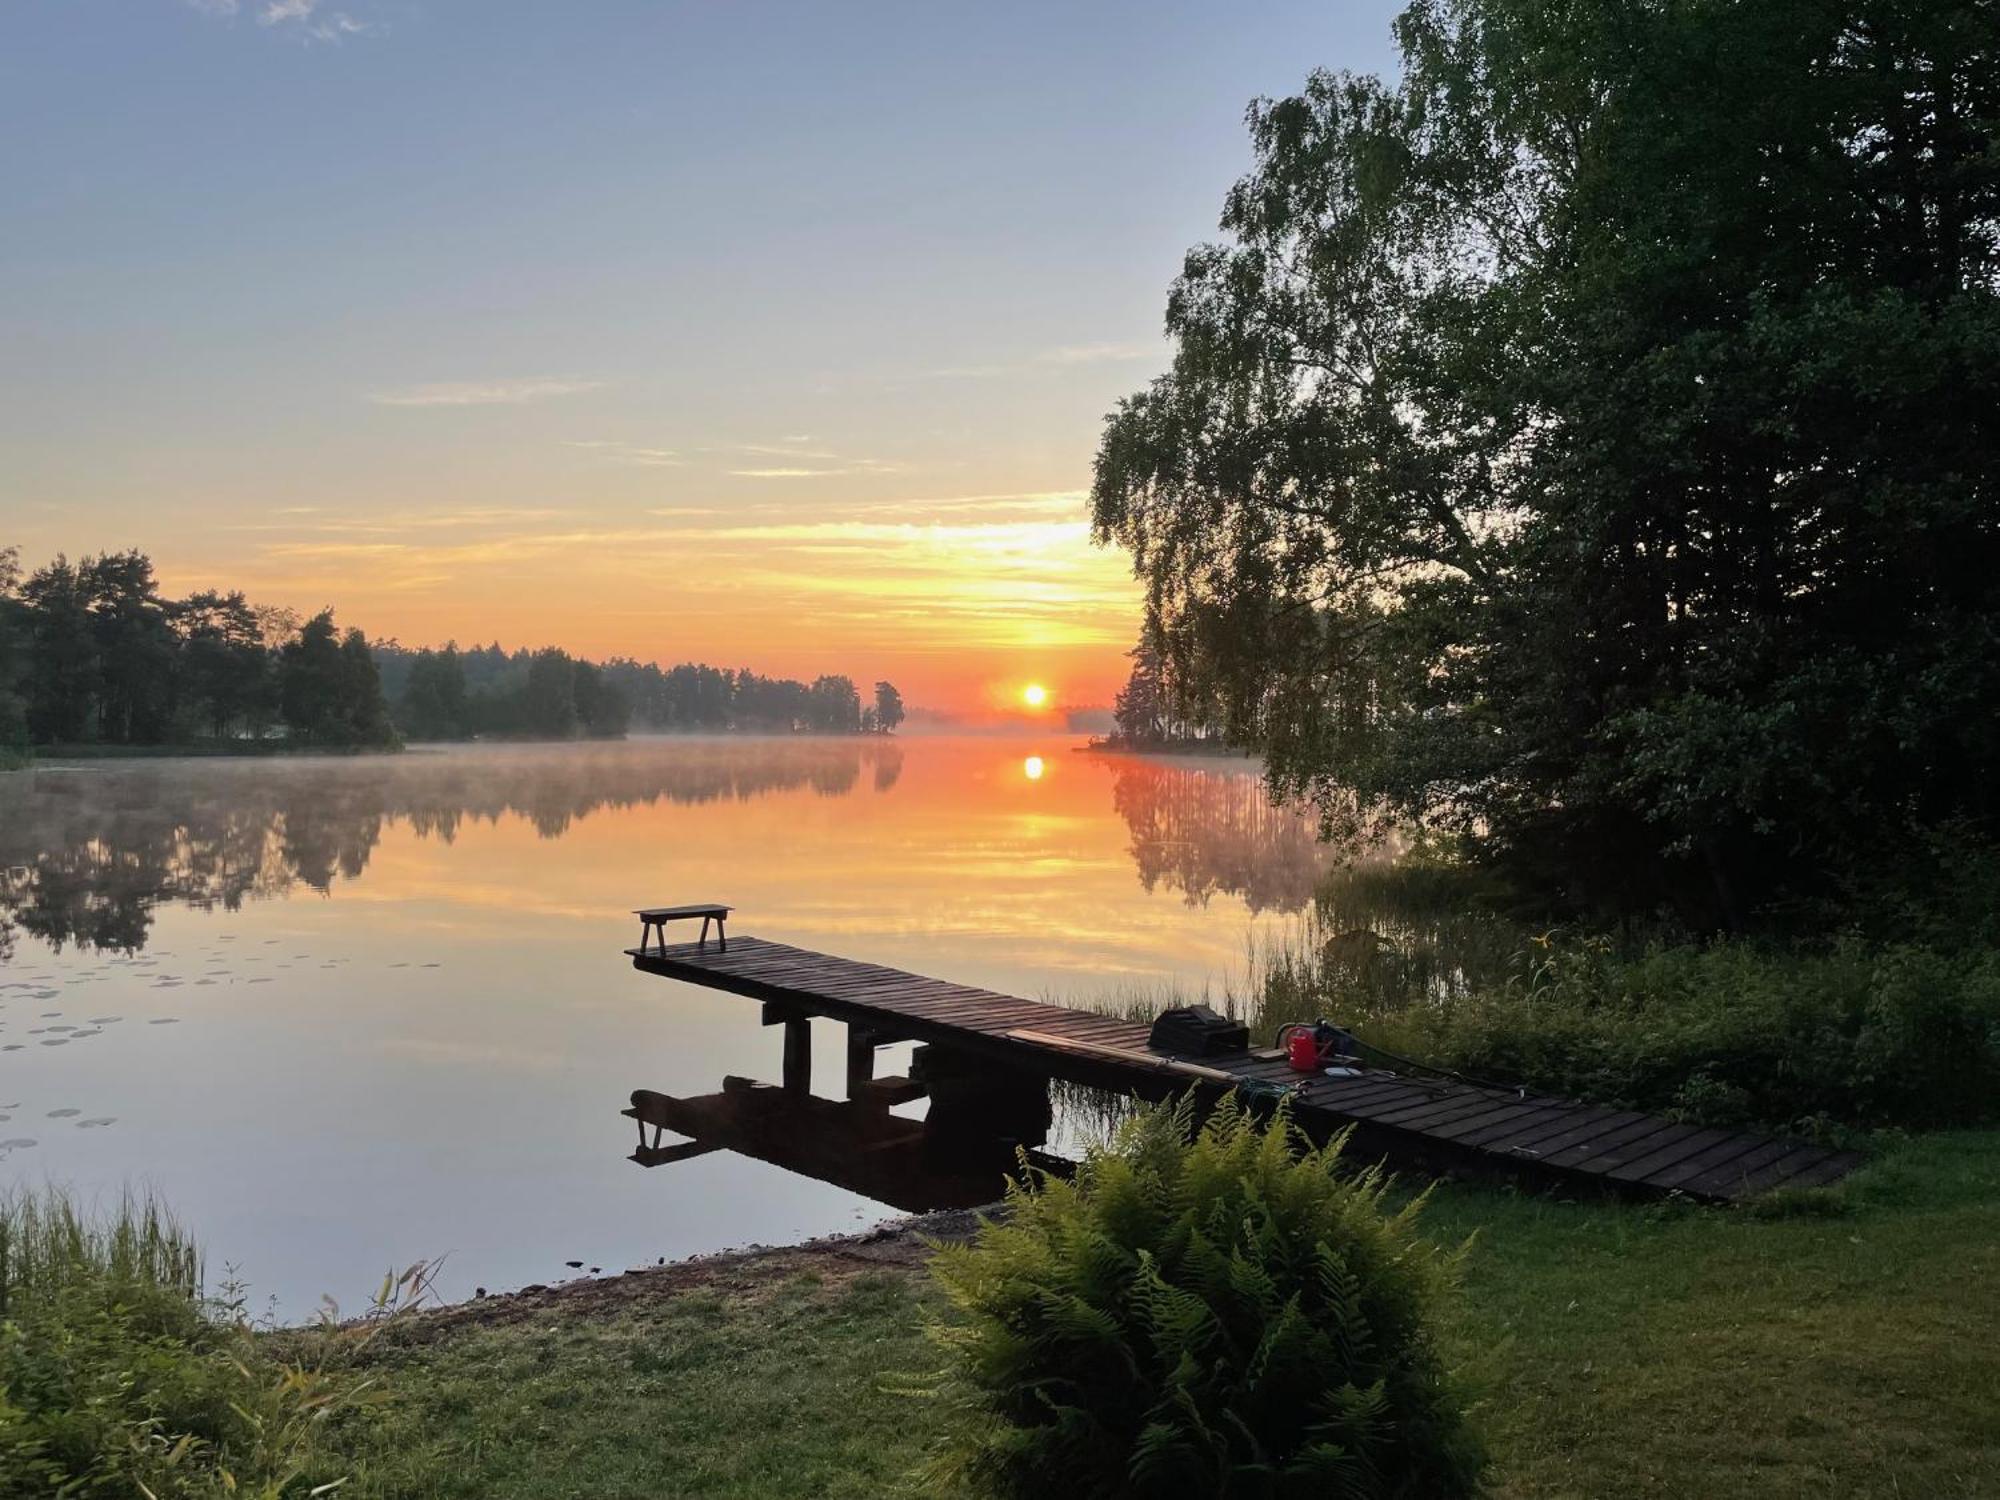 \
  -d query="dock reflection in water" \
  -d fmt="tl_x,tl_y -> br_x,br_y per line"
624,1077 -> 1066,1214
